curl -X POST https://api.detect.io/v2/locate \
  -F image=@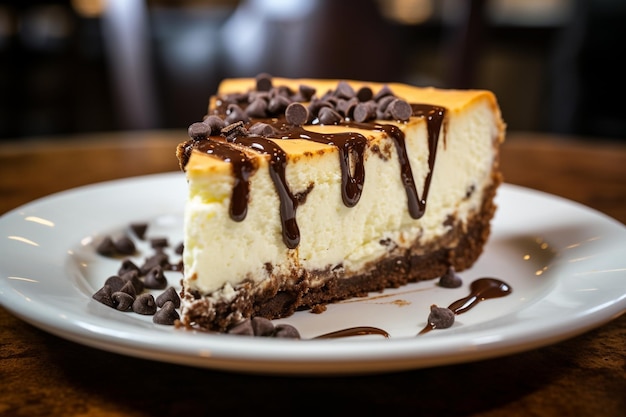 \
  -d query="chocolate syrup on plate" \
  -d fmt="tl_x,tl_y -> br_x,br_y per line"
313,277 -> 512,339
